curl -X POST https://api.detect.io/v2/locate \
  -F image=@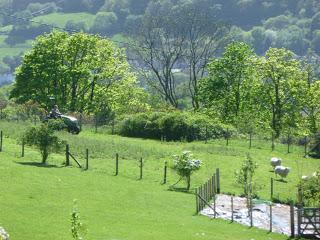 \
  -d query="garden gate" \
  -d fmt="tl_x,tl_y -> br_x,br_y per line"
297,207 -> 320,238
